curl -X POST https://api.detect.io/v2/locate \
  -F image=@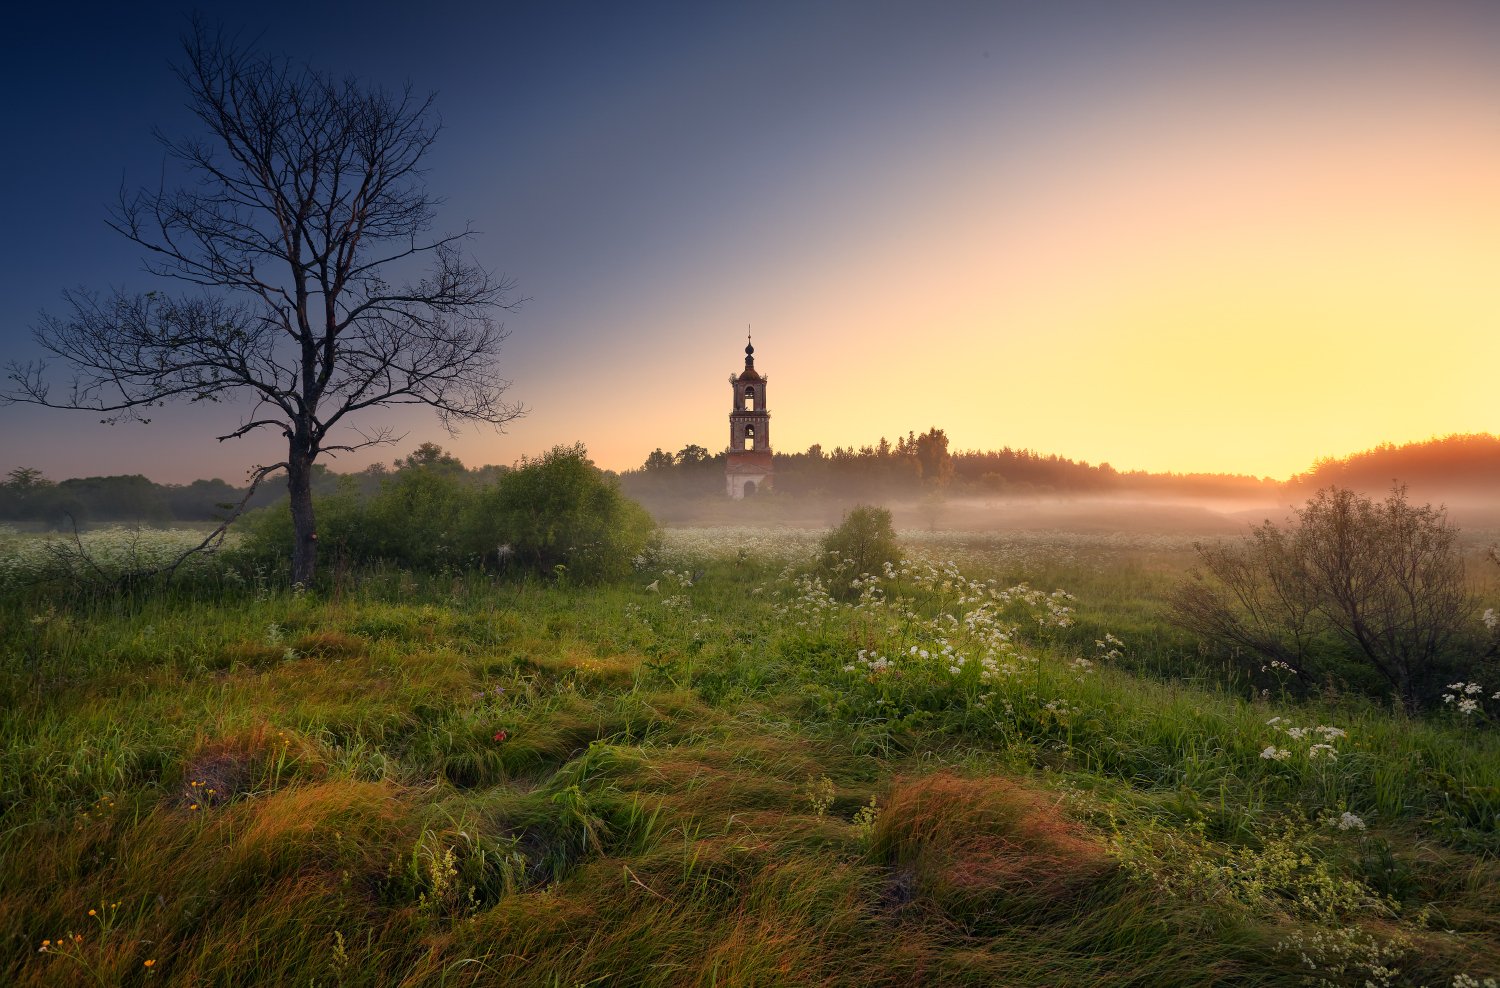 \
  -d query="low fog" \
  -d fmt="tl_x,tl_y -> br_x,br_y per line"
630,488 -> 1500,542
